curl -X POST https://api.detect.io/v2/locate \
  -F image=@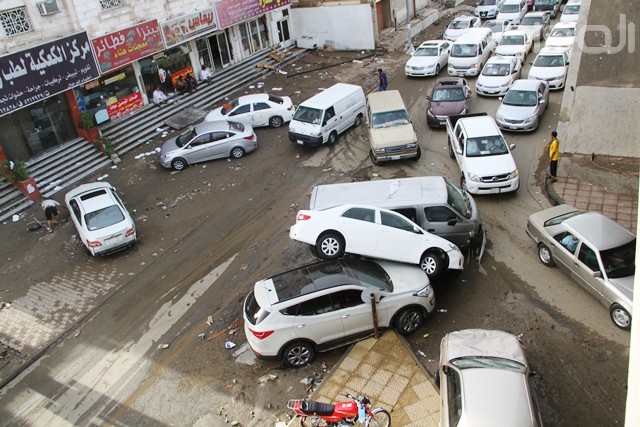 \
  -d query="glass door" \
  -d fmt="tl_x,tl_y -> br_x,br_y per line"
217,31 -> 233,67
